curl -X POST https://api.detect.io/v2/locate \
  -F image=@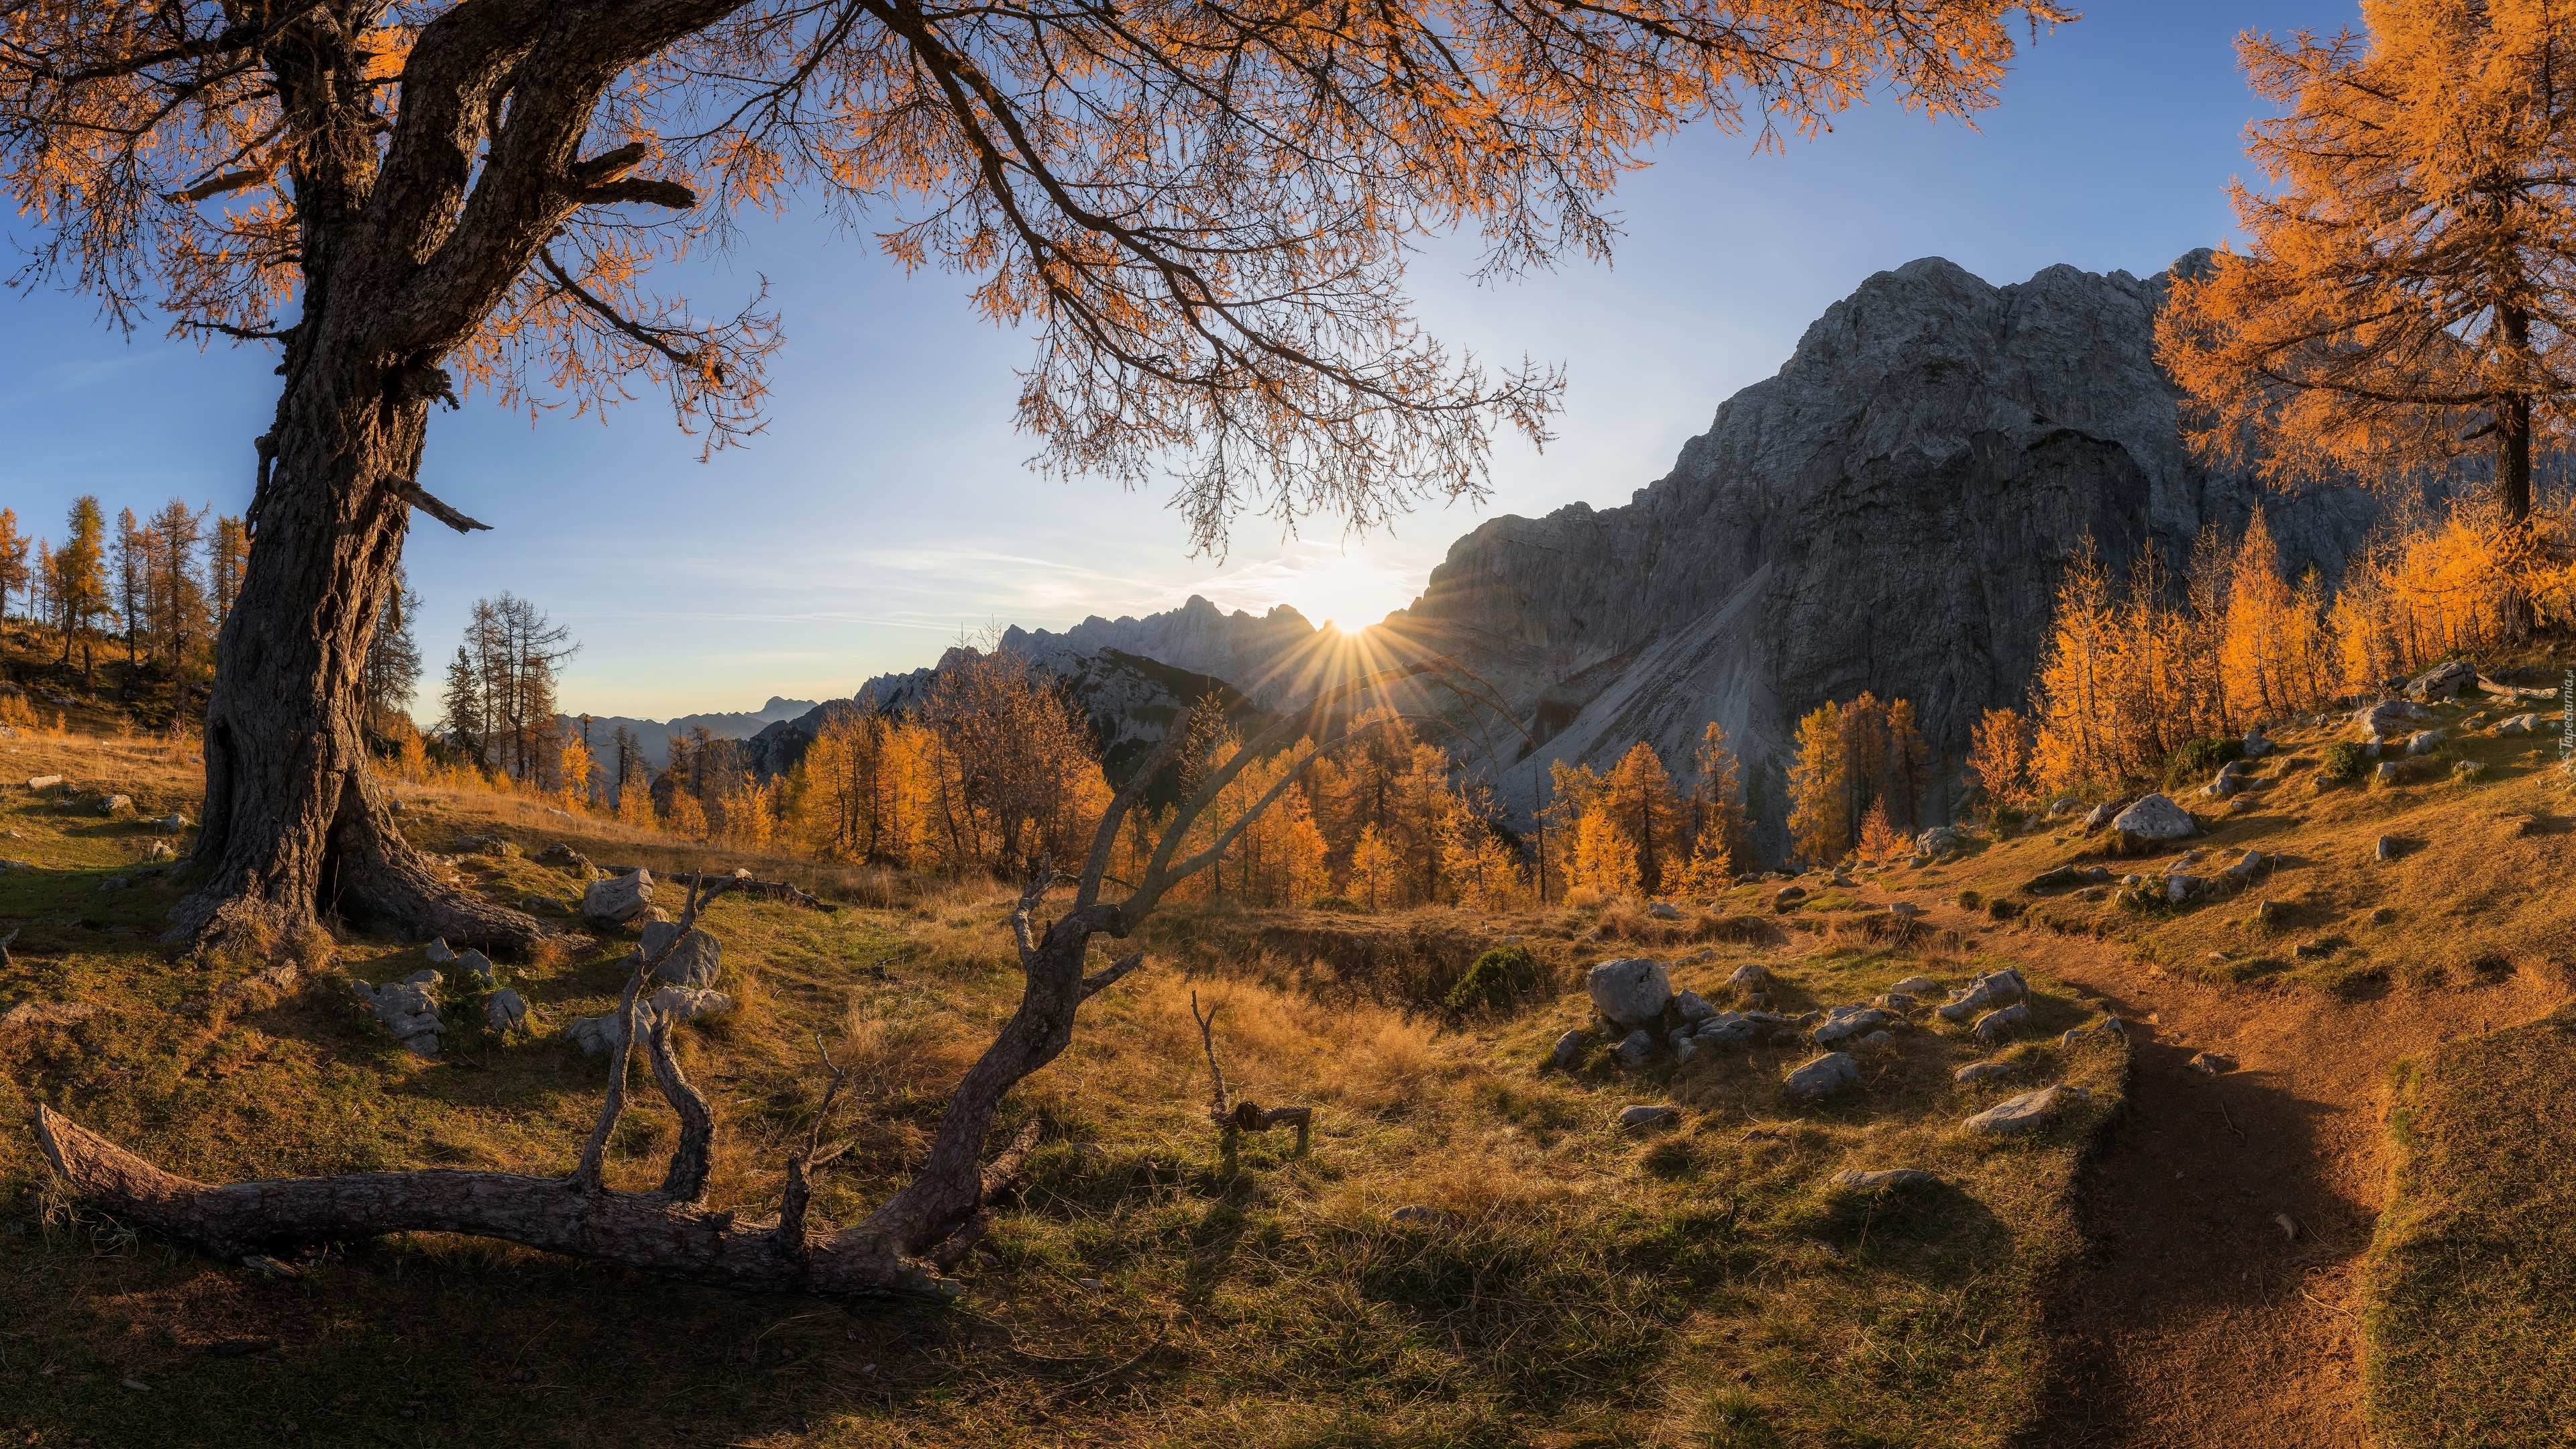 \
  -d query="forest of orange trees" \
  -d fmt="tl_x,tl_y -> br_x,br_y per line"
1970,496 -> 2576,809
